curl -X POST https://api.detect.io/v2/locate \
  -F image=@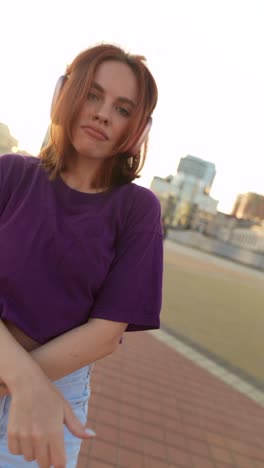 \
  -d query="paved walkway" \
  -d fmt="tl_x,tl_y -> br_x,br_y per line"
77,330 -> 264,468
